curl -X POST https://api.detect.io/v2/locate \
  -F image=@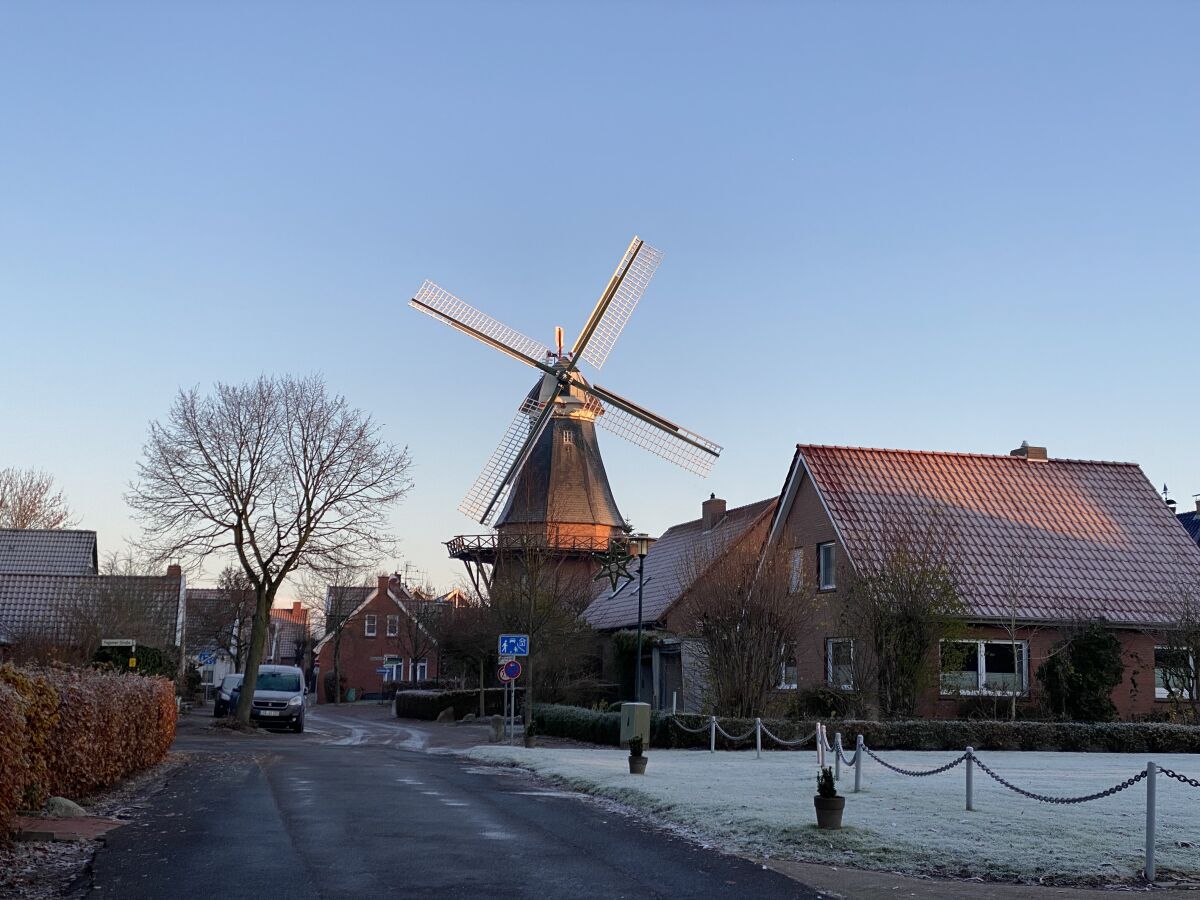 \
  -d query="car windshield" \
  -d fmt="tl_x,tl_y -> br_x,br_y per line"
221,675 -> 243,690
255,672 -> 301,692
